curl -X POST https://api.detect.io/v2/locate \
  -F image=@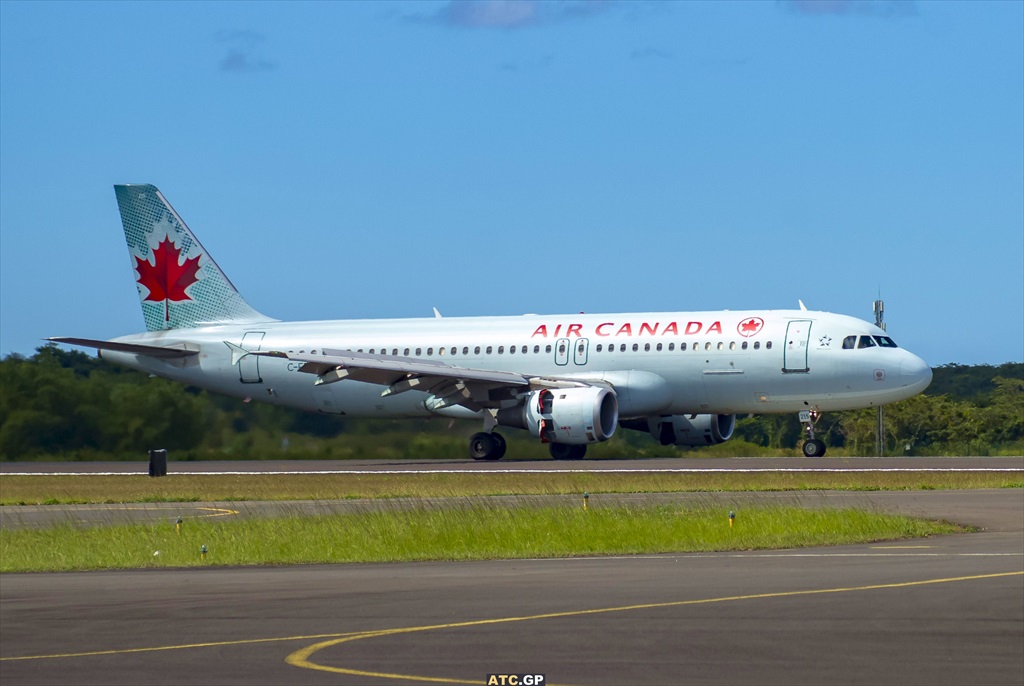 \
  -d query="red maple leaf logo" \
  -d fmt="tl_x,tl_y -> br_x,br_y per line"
738,317 -> 764,337
134,236 -> 201,321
